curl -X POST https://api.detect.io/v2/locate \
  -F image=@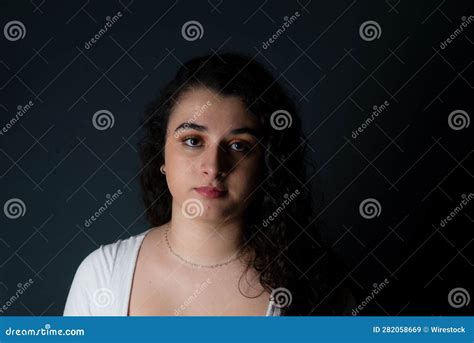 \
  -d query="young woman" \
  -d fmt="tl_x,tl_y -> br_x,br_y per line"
64,53 -> 356,316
